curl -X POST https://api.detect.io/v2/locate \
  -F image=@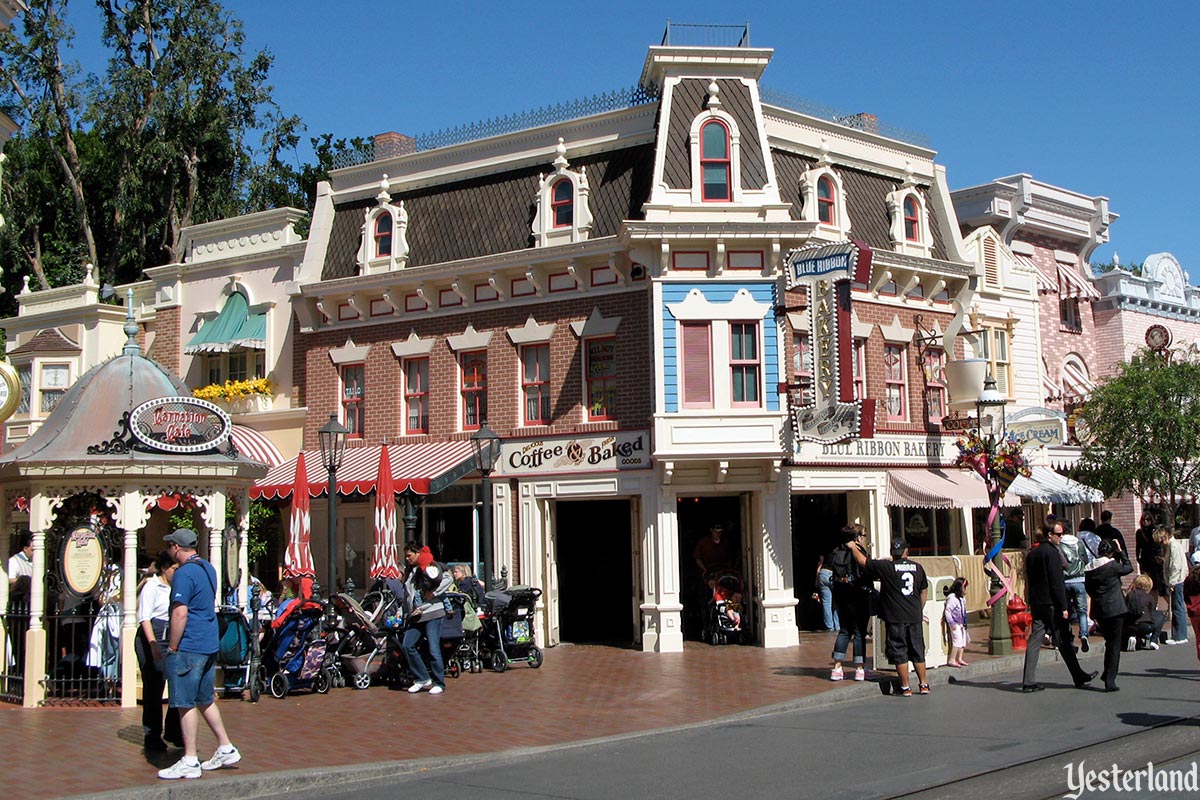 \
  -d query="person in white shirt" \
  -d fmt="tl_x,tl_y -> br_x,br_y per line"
6,533 -> 33,668
137,551 -> 181,752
